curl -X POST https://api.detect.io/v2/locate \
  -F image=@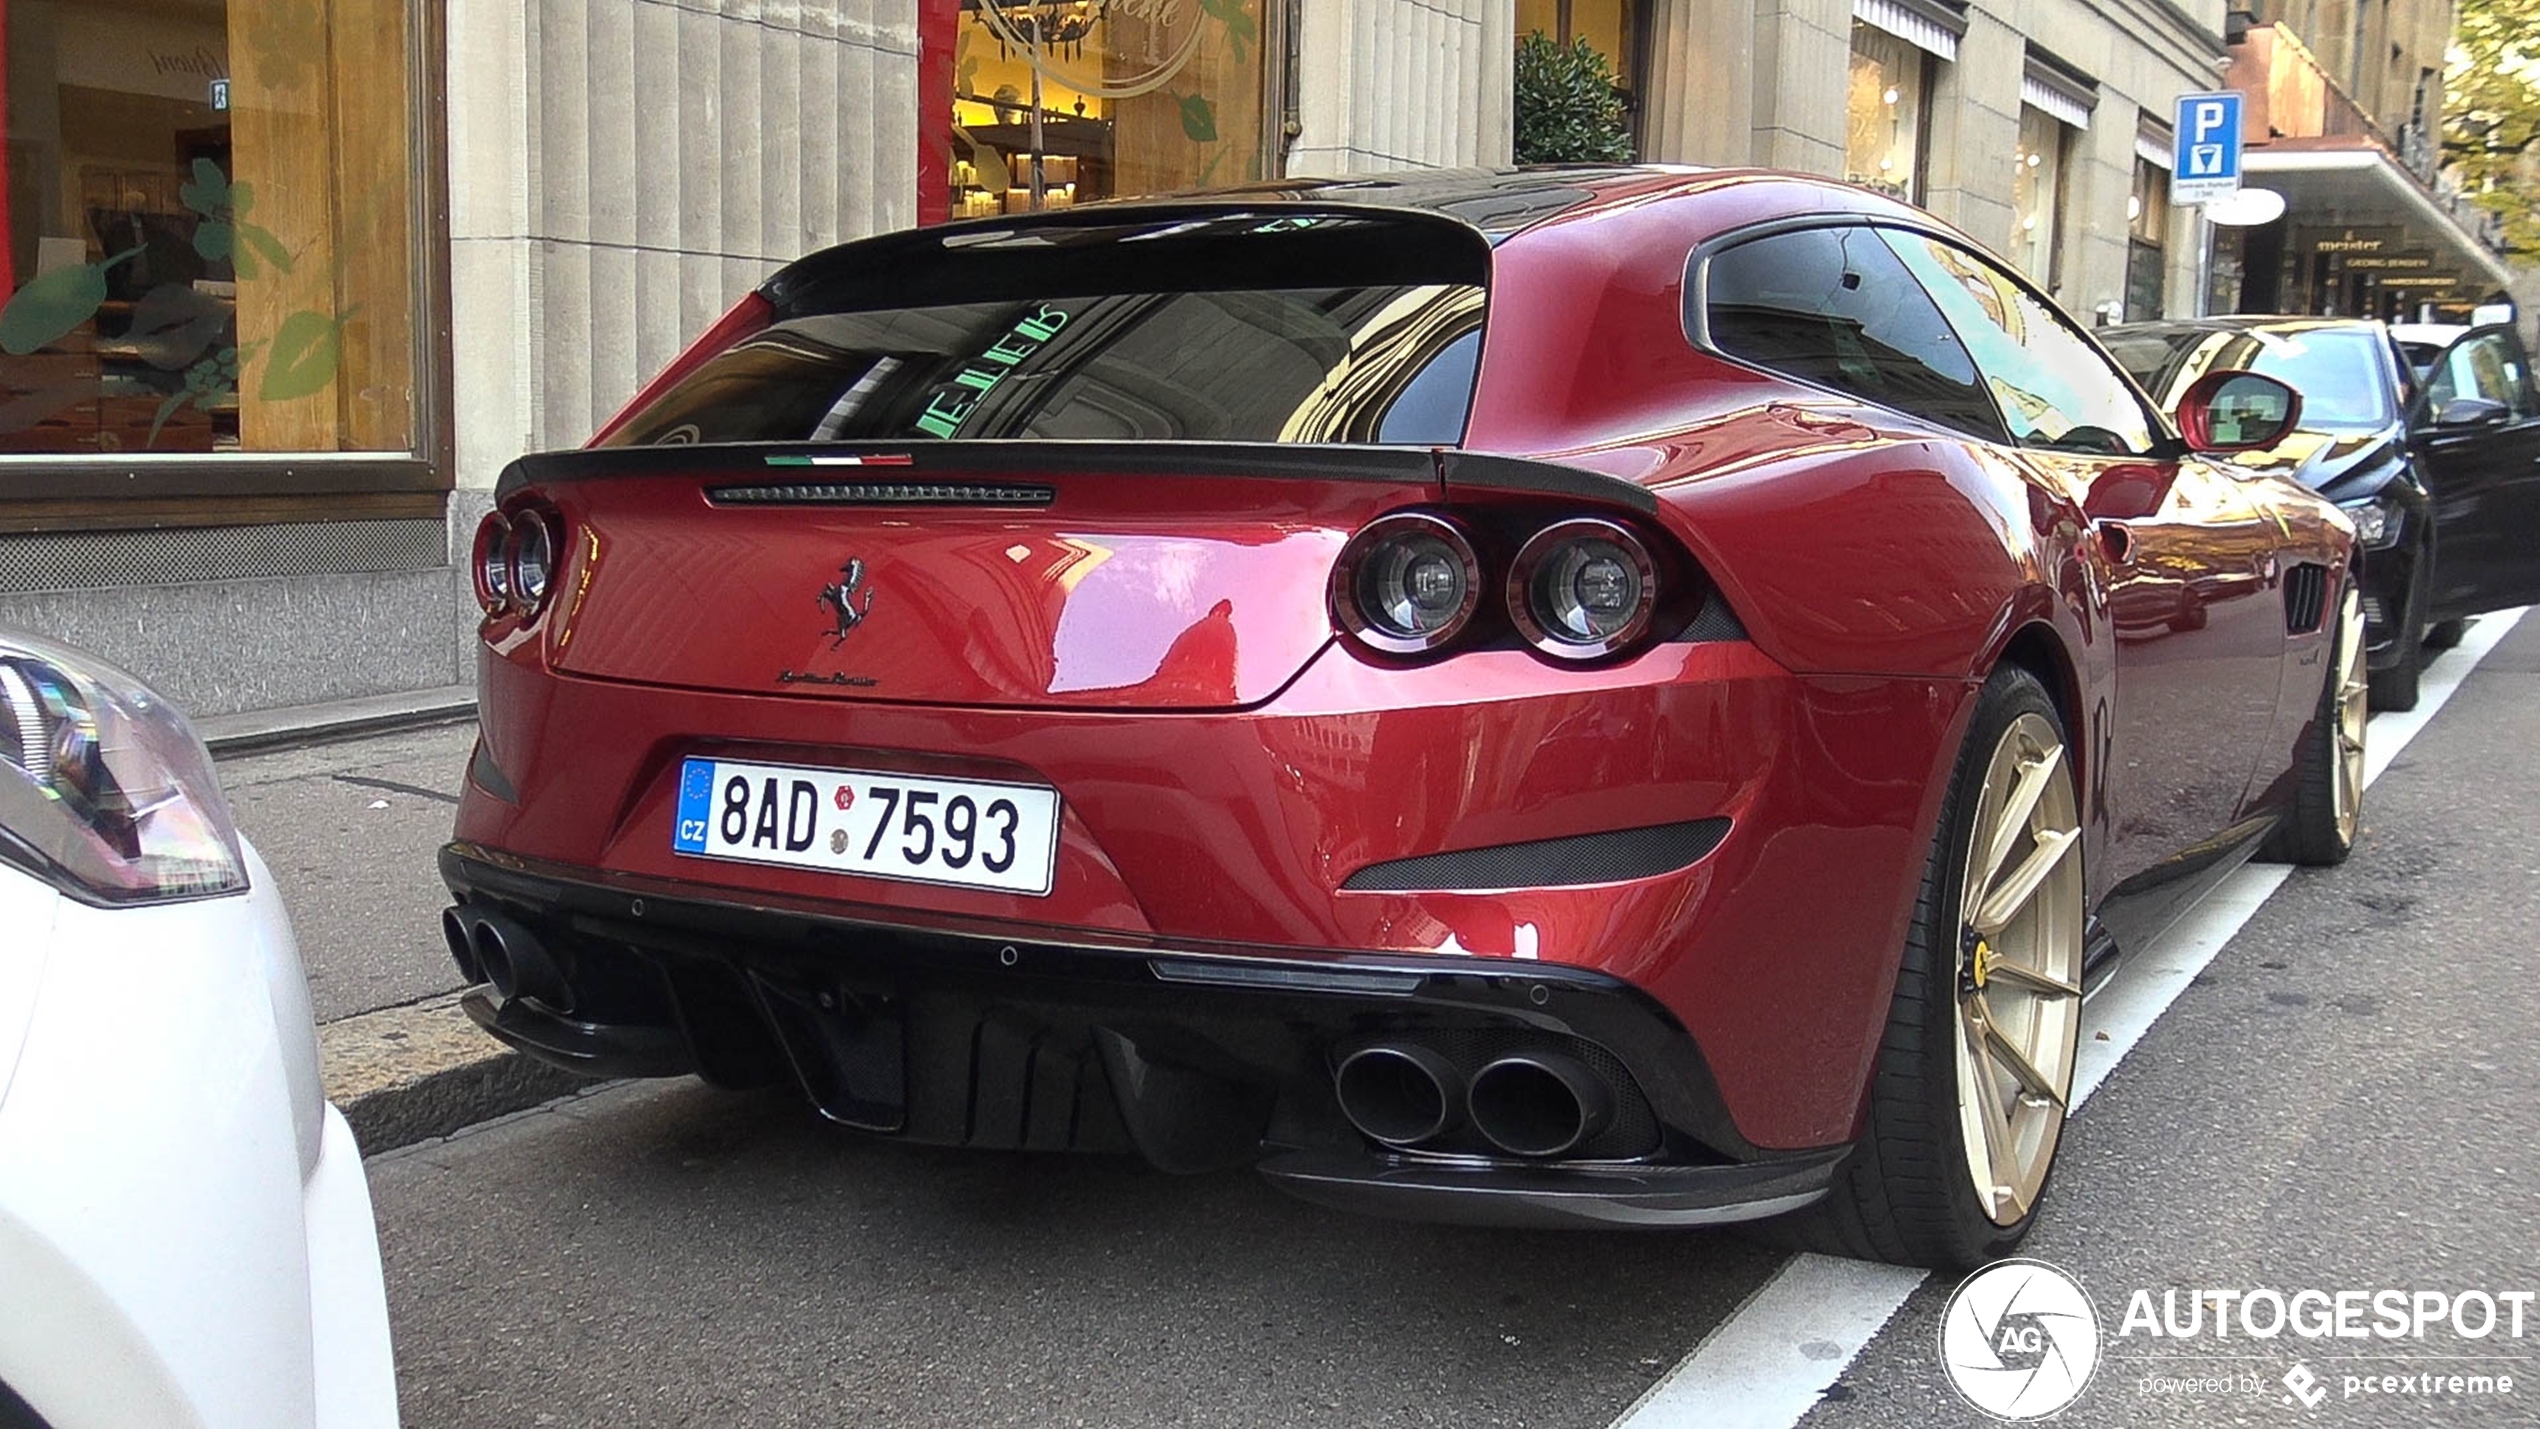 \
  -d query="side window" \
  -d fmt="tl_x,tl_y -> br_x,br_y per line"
1880,231 -> 2160,457
2425,345 -> 2461,410
1700,226 -> 2007,440
2502,338 -> 2540,420
2432,335 -> 2499,414
2454,333 -> 2537,419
